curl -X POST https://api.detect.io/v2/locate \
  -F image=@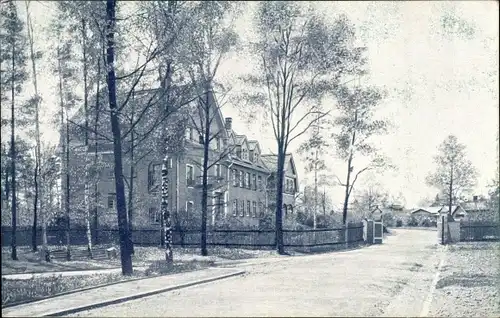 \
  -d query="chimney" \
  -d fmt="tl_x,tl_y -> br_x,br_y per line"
225,117 -> 232,130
